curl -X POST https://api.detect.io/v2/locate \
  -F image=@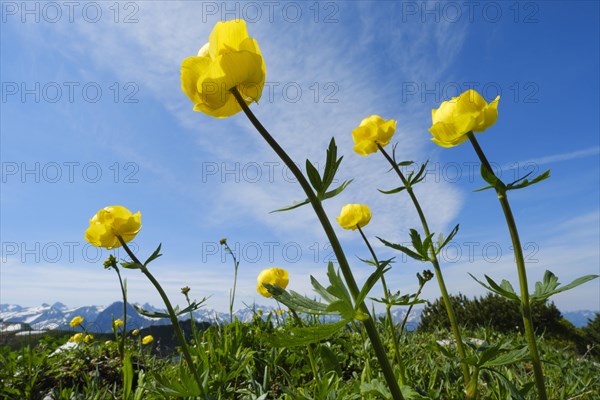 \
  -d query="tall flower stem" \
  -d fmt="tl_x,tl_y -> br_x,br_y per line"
466,131 -> 547,400
231,88 -> 404,400
113,266 -> 127,359
357,226 -> 406,385
222,240 -> 239,323
378,145 -> 471,390
117,237 -> 203,392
